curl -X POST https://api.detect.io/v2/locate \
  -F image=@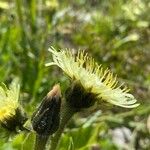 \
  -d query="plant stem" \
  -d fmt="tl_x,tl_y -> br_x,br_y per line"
34,135 -> 48,150
49,103 -> 76,150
